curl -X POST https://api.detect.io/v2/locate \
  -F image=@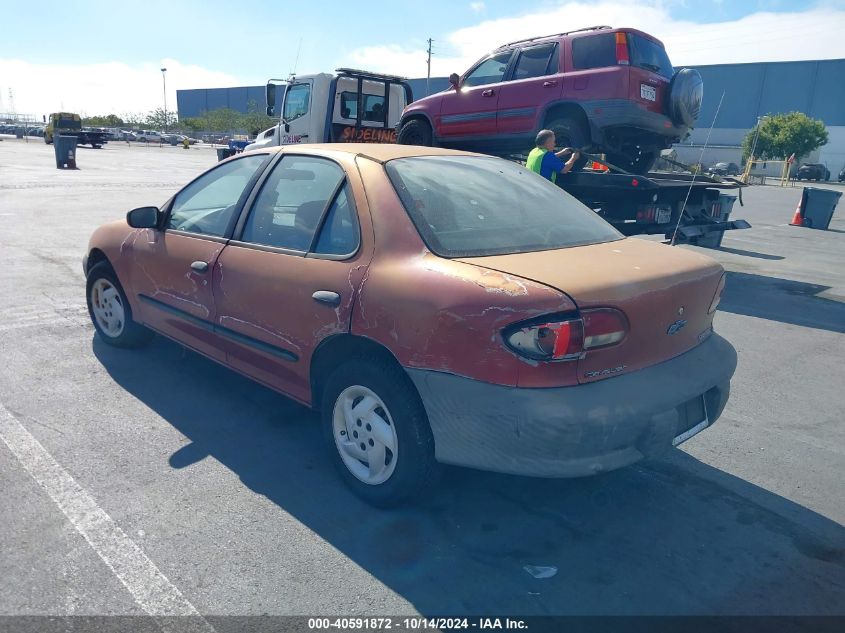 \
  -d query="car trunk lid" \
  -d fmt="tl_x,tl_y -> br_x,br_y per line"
457,238 -> 724,384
